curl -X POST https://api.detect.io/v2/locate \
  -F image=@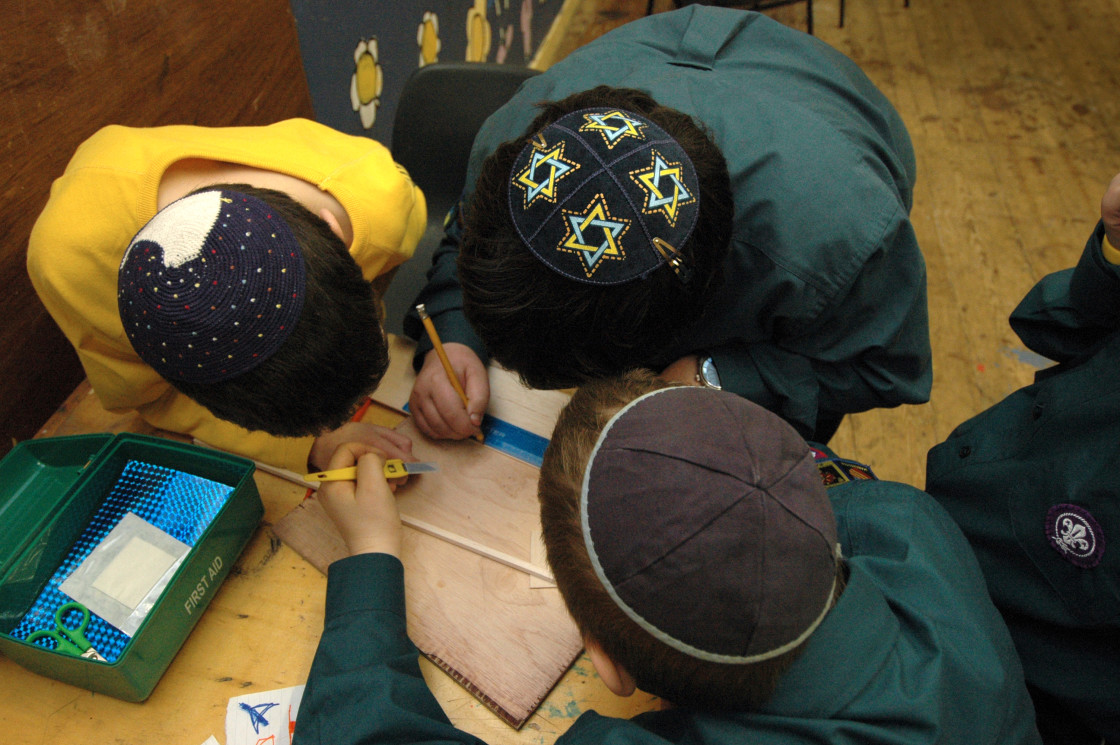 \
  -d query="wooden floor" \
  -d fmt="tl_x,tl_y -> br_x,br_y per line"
552,0 -> 1120,488
815,0 -> 1120,486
